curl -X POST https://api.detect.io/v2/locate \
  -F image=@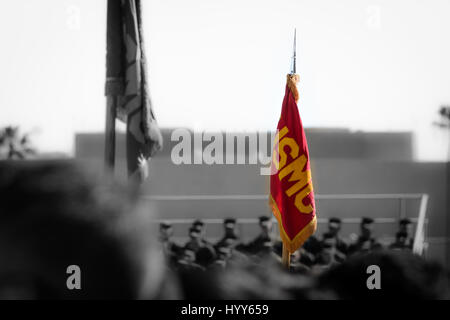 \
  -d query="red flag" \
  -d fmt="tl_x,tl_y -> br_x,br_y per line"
269,74 -> 317,253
